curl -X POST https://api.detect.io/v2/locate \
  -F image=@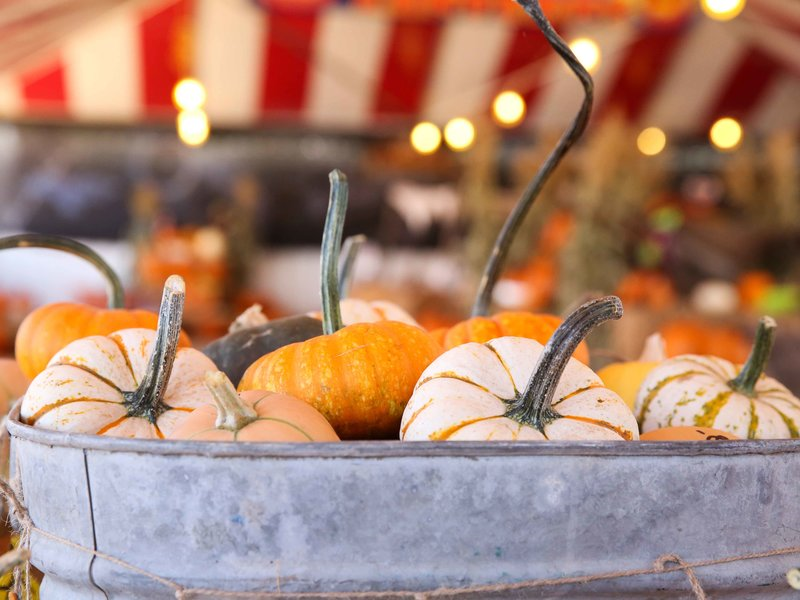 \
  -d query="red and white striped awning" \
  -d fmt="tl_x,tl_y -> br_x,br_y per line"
0,0 -> 798,136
